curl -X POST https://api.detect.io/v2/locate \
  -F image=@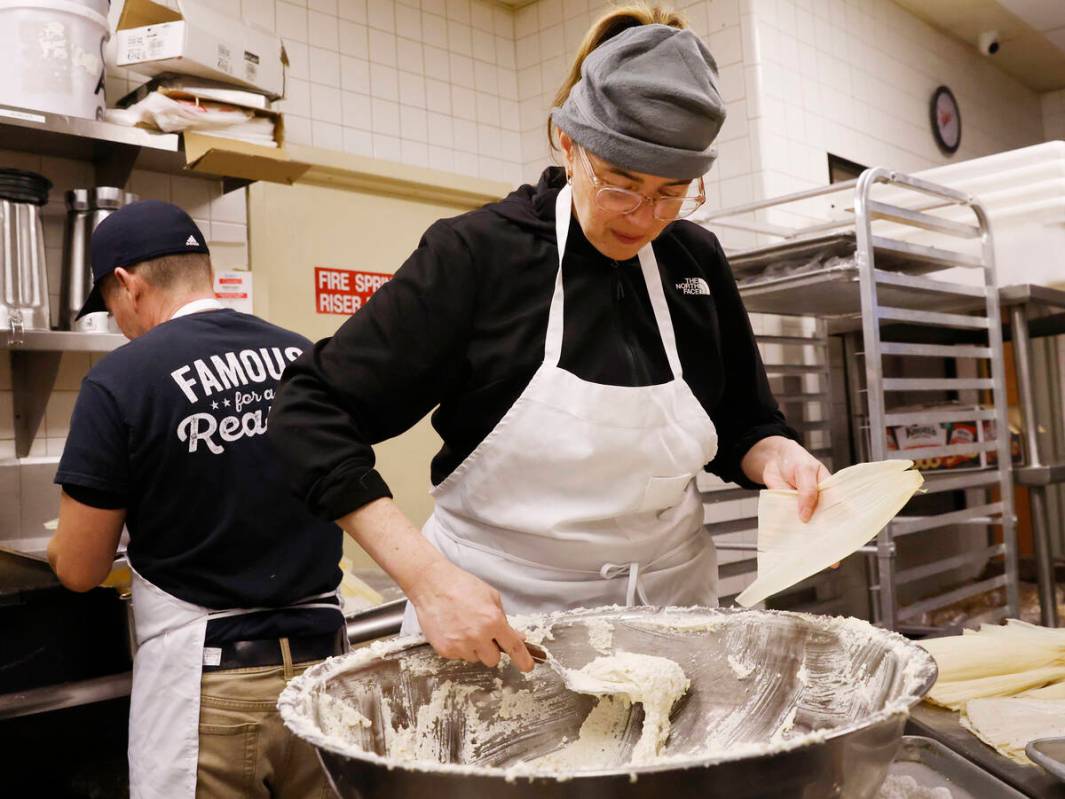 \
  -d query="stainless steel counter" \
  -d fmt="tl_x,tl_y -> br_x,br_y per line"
0,549 -> 60,599
907,704 -> 1065,798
